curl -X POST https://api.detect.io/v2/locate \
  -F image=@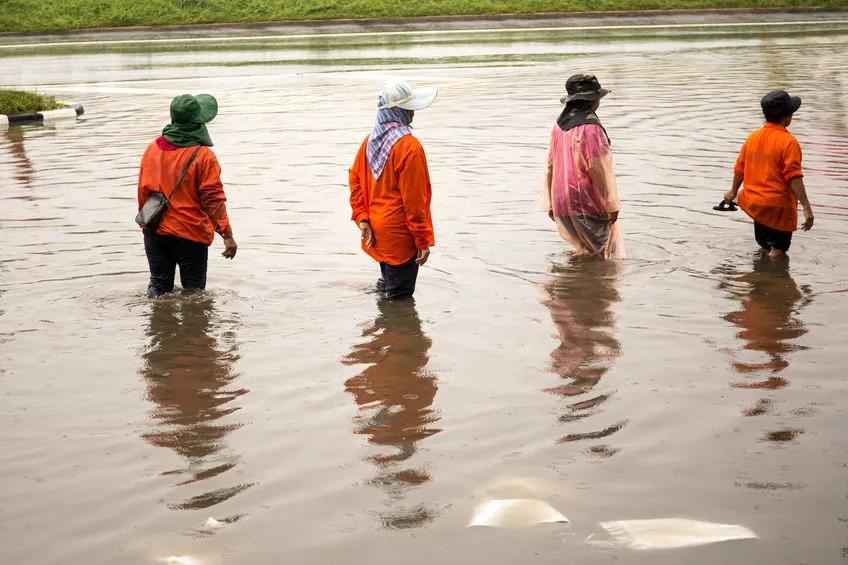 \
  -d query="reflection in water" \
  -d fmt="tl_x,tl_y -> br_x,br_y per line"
139,295 -> 251,510
343,300 -> 440,529
4,127 -> 34,189
718,255 -> 812,442
542,257 -> 625,454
